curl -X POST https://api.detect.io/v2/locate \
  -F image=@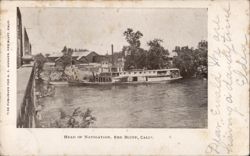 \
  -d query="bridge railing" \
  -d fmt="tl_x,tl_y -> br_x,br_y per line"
17,63 -> 36,128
